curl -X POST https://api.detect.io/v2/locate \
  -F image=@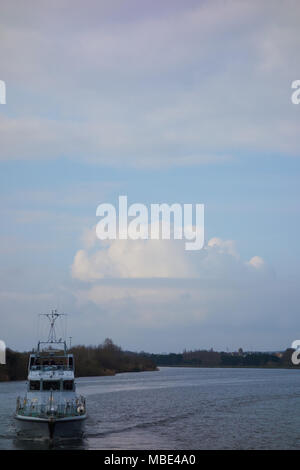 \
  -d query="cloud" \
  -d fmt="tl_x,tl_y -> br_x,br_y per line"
247,255 -> 265,270
69,230 -> 273,329
71,238 -> 194,280
71,229 -> 265,282
1,1 -> 299,352
207,237 -> 238,258
0,1 -> 299,166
